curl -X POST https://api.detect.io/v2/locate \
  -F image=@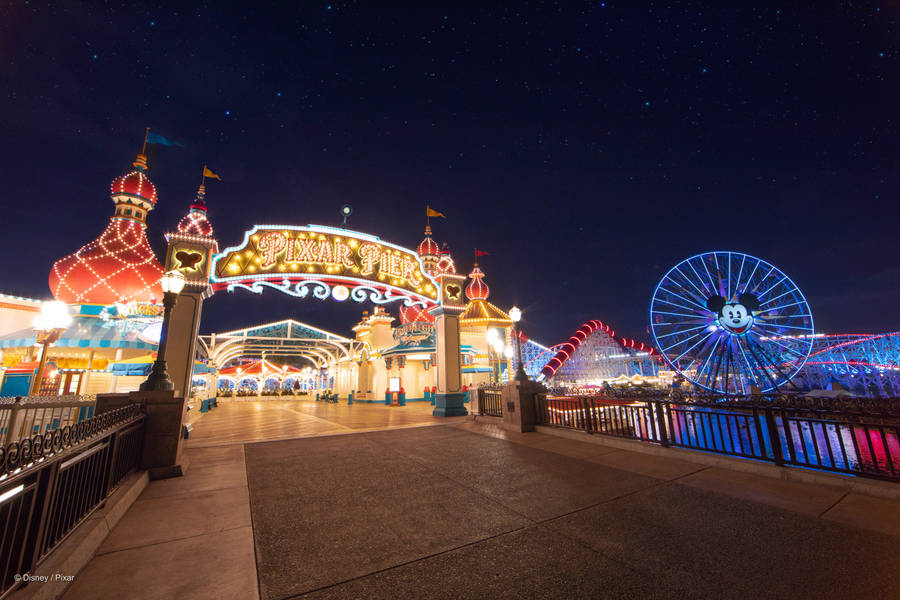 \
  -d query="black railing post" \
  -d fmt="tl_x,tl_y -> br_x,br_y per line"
763,406 -> 784,466
653,400 -> 669,447
25,460 -> 59,574
581,397 -> 593,434
103,428 -> 122,498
